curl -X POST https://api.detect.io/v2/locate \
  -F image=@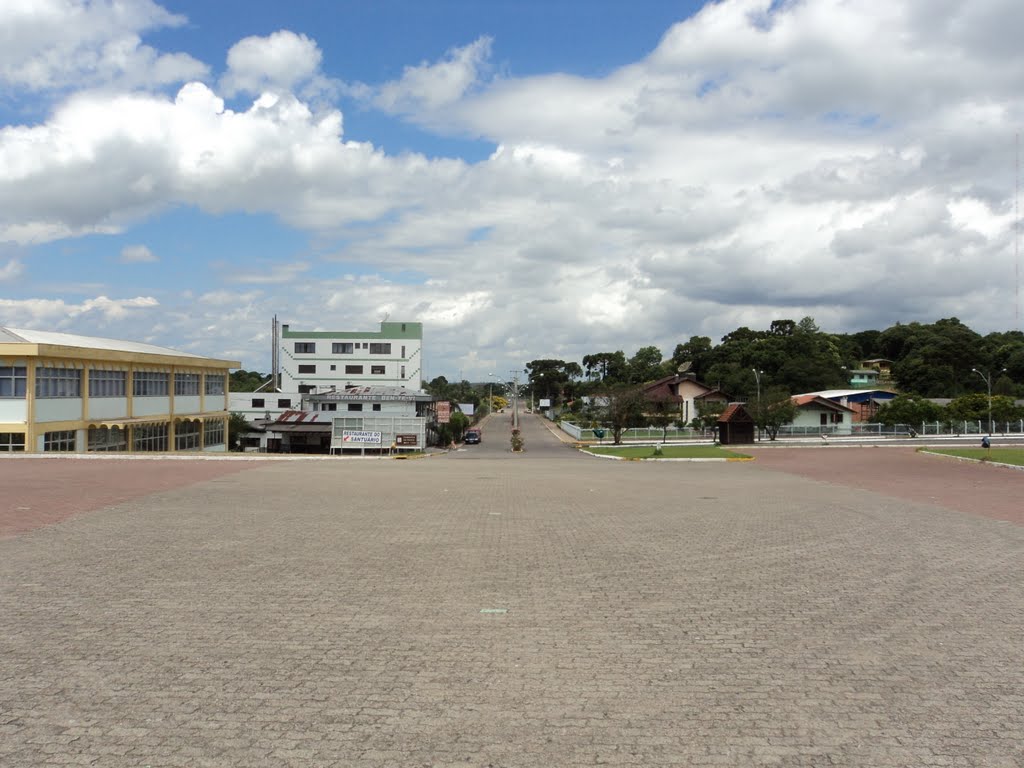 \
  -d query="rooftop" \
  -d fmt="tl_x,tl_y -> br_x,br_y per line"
0,326 -> 235,364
